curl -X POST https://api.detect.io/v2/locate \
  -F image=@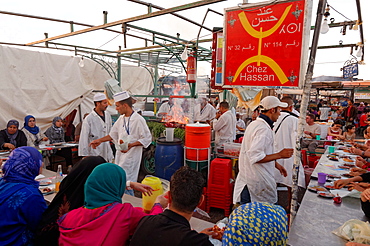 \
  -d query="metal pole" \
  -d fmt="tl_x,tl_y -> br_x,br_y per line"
355,0 -> 365,62
290,0 -> 327,224
117,46 -> 122,86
